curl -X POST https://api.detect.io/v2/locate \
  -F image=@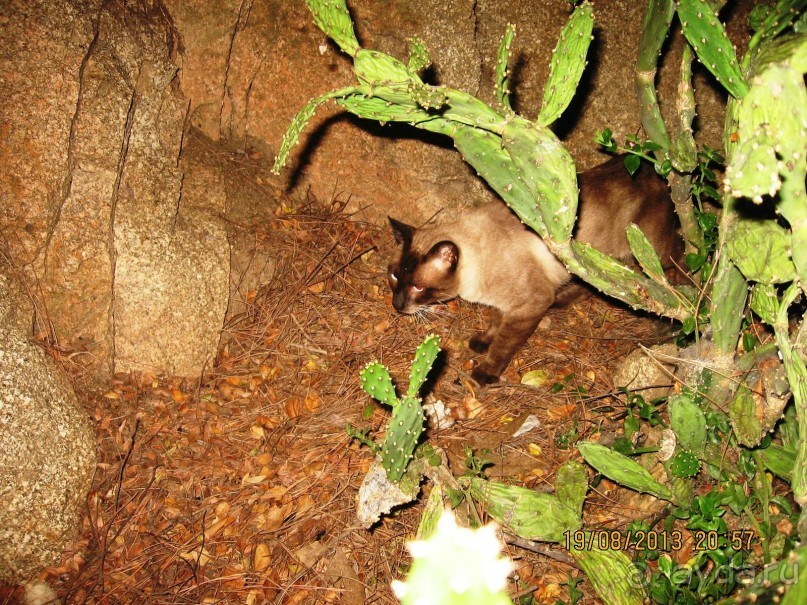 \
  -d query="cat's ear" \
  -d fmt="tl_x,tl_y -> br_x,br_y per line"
388,217 -> 416,246
426,241 -> 459,275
